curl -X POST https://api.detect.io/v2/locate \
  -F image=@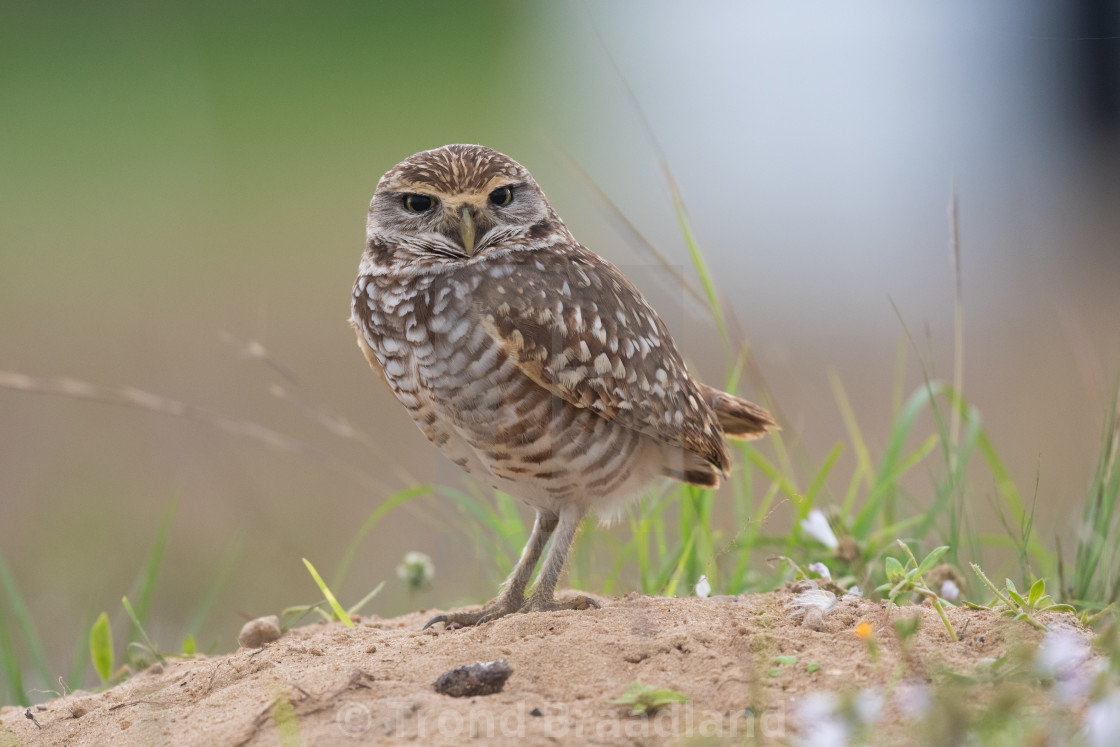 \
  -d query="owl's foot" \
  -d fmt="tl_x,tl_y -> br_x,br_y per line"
521,594 -> 601,615
421,597 -> 522,630
421,594 -> 601,629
